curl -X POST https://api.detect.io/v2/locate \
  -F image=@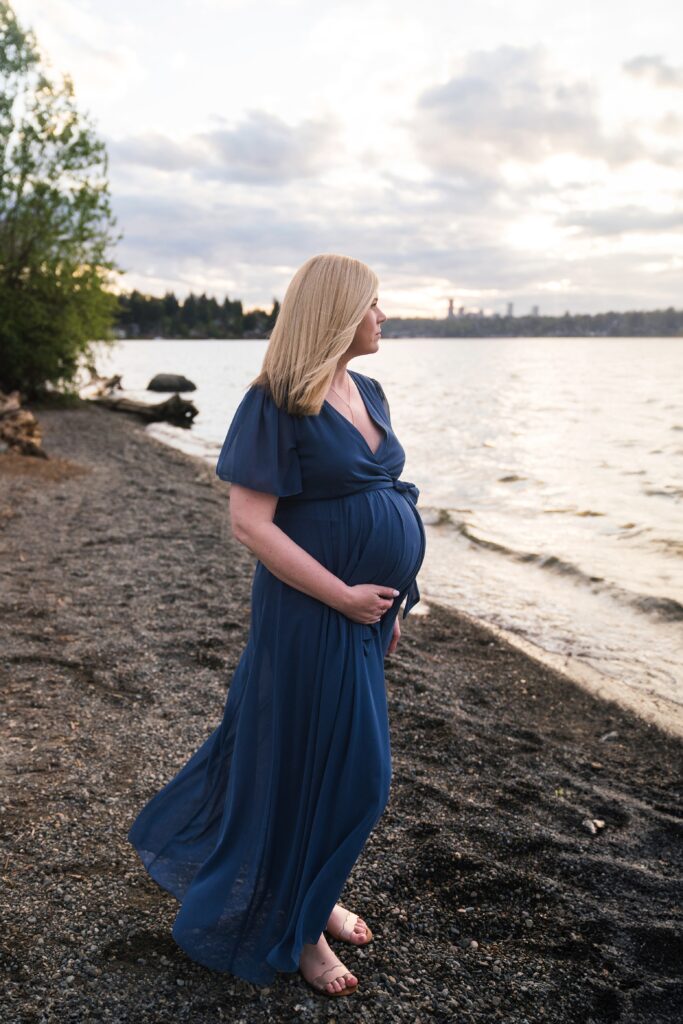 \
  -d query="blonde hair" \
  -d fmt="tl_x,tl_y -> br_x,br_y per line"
250,253 -> 378,416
